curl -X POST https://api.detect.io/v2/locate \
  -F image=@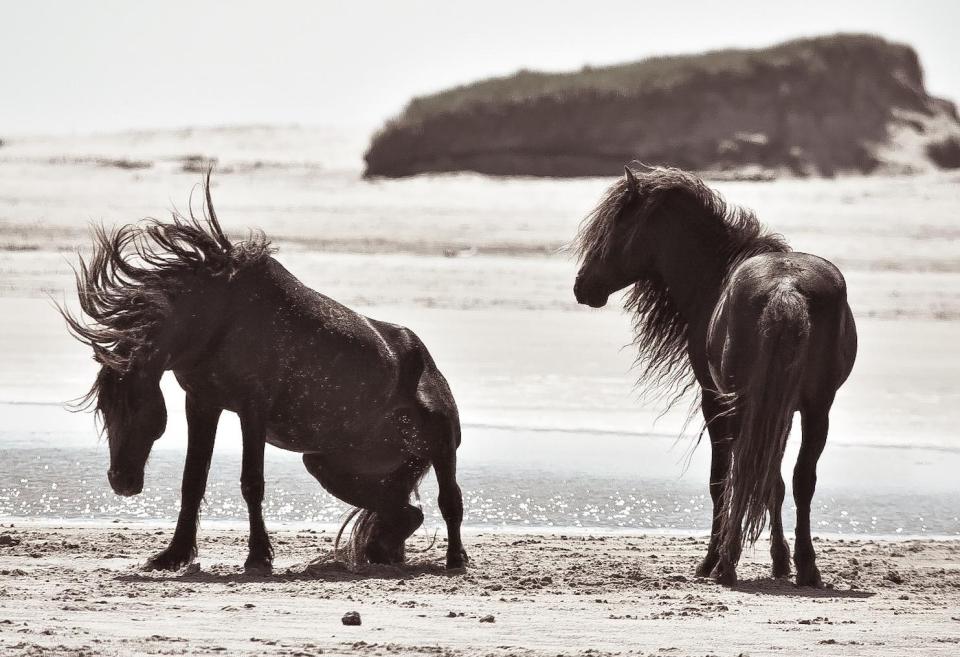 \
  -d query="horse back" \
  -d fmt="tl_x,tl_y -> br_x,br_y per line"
258,258 -> 458,439
175,258 -> 434,439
